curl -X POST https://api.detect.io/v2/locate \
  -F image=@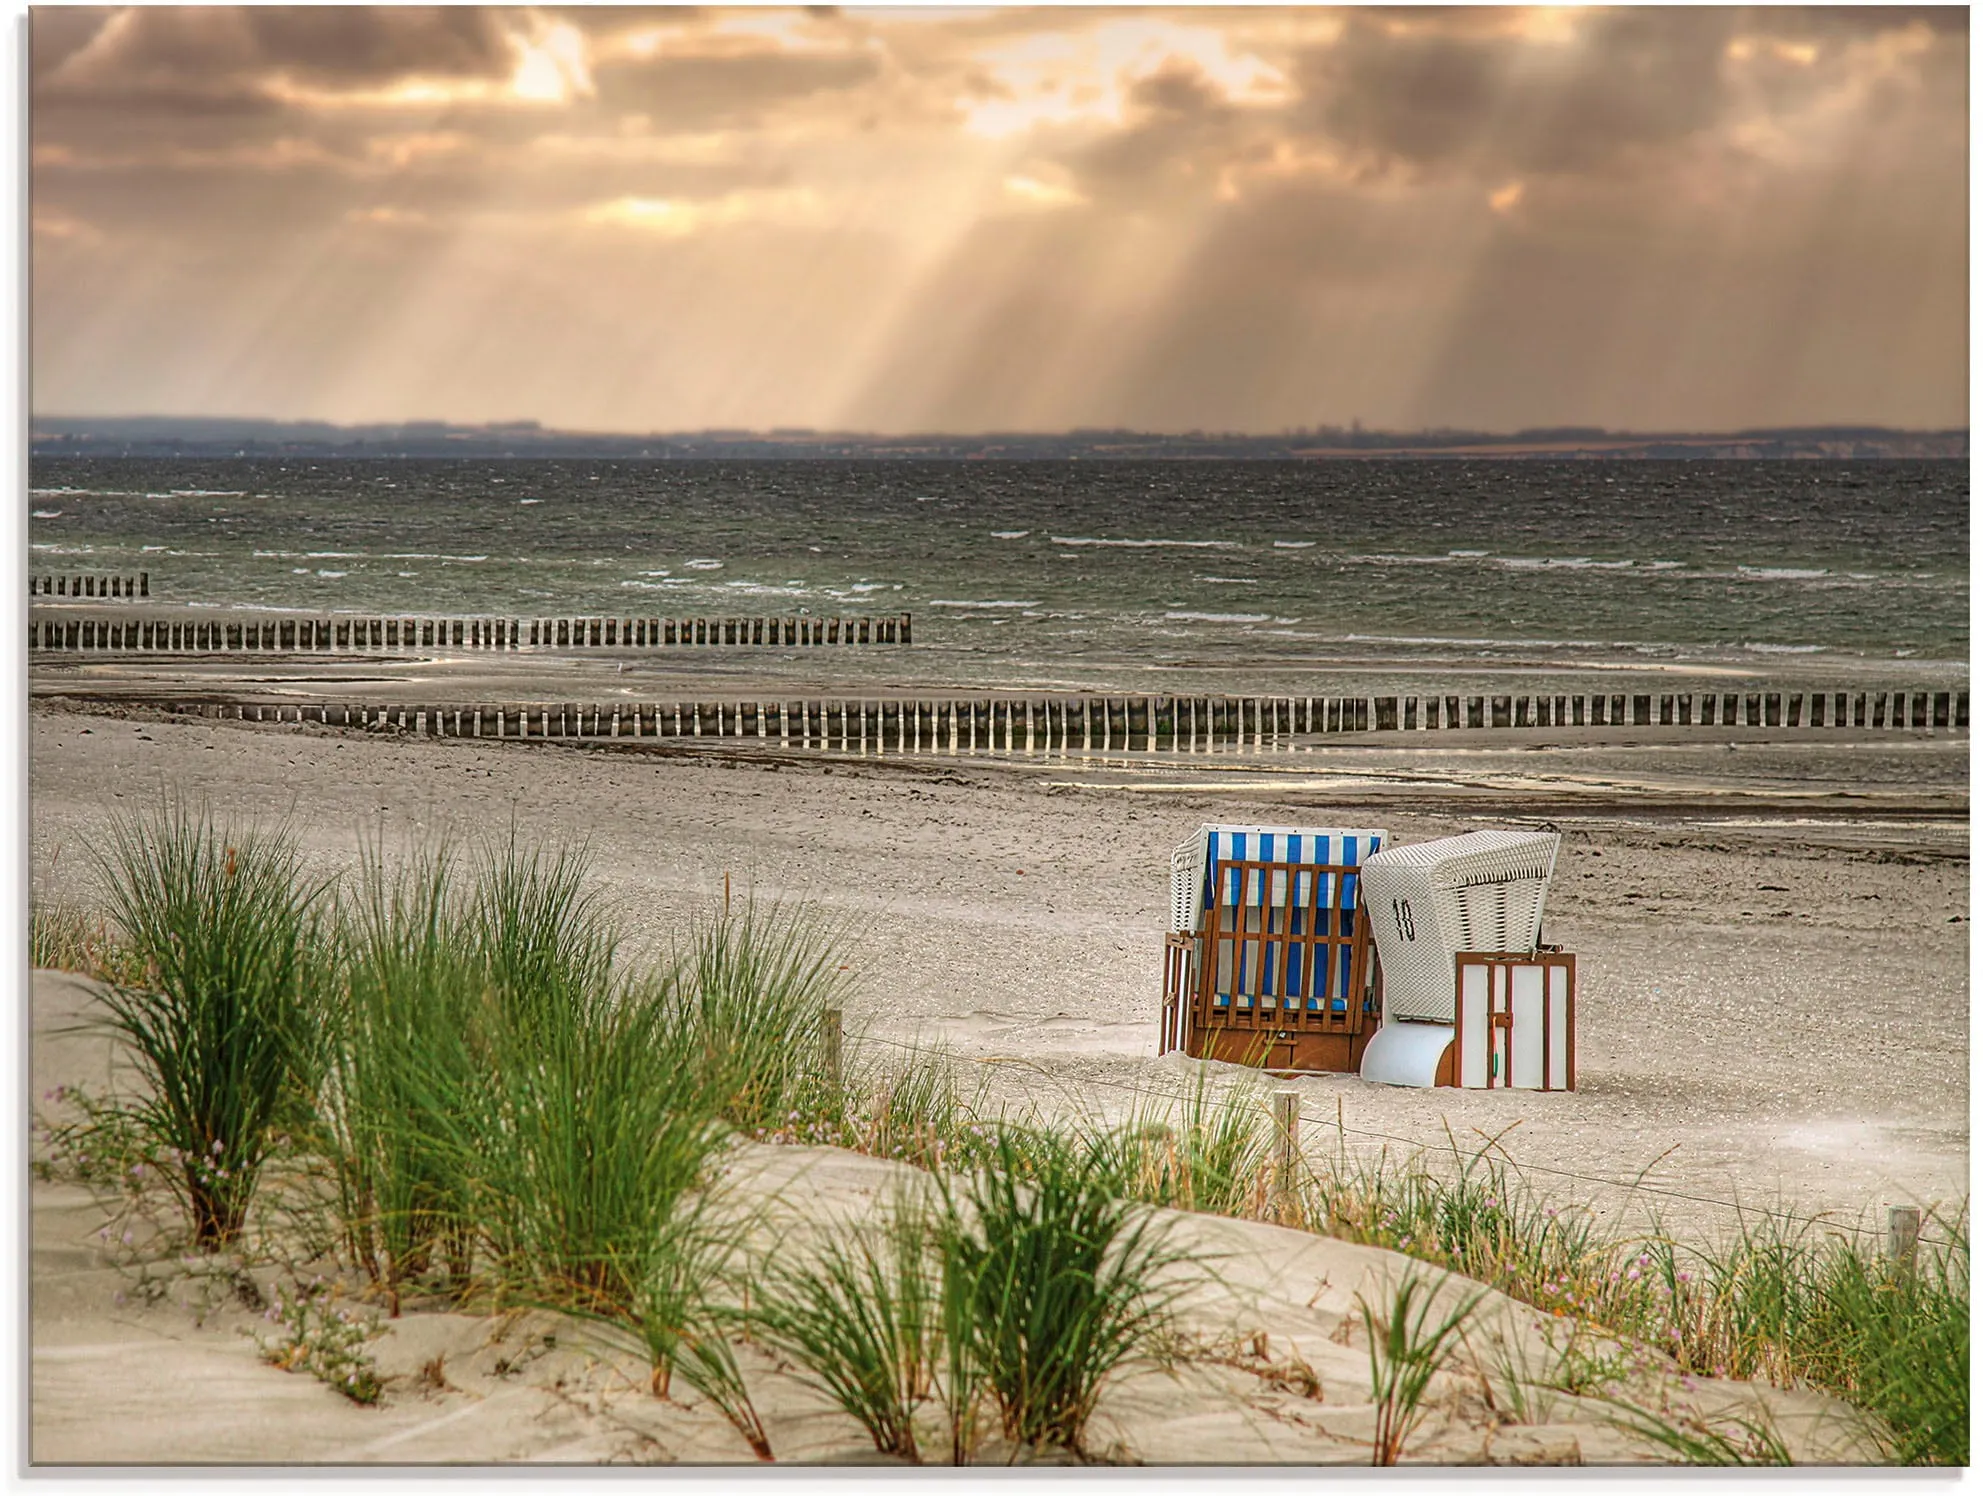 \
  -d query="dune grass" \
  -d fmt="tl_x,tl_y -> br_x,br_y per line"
940,1127 -> 1195,1456
1074,1069 -> 1276,1218
1295,1124 -> 1969,1465
1357,1268 -> 1486,1465
753,1198 -> 943,1461
90,803 -> 330,1248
